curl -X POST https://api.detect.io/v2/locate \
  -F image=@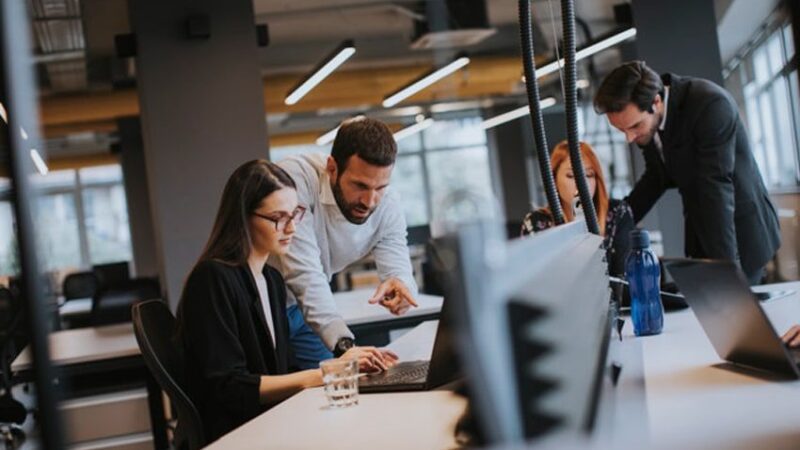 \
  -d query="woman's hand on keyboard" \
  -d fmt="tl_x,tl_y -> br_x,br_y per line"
341,346 -> 399,372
